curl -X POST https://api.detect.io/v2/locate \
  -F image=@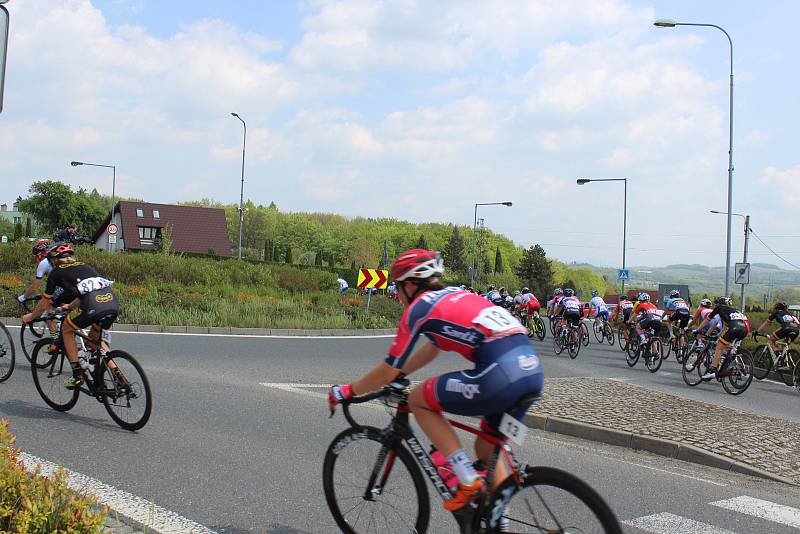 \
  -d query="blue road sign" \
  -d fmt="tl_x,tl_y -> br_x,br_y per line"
617,269 -> 630,281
